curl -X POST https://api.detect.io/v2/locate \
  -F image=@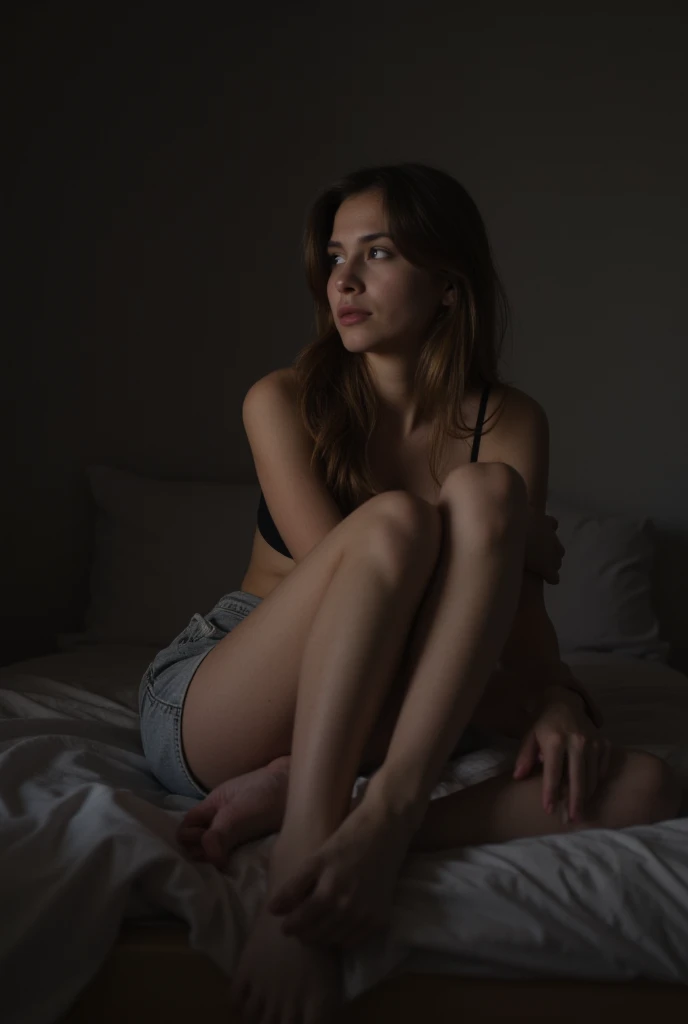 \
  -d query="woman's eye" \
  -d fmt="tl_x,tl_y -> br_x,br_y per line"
328,246 -> 389,266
